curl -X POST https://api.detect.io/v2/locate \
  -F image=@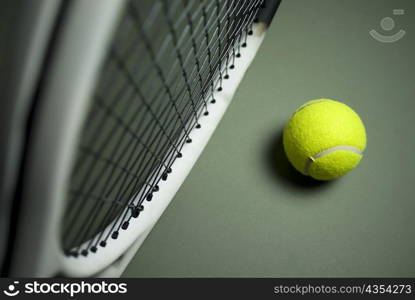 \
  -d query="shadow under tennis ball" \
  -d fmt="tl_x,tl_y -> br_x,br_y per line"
264,127 -> 334,190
